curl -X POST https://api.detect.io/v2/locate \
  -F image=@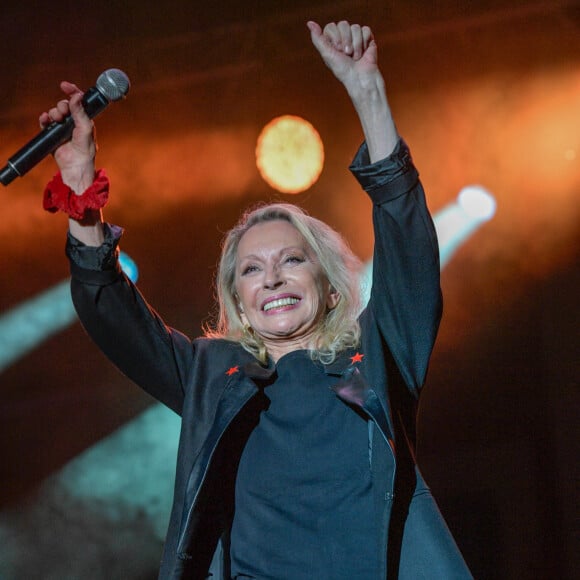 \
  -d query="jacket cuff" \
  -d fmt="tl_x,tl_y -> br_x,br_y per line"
349,138 -> 420,204
66,223 -> 124,285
